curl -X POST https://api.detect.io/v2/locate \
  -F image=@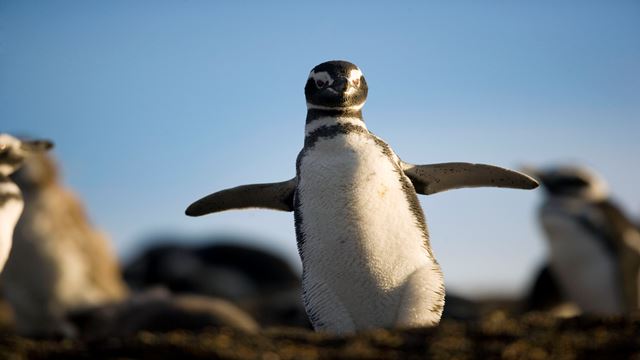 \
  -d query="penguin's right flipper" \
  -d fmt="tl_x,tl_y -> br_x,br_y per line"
401,162 -> 539,195
185,178 -> 296,216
